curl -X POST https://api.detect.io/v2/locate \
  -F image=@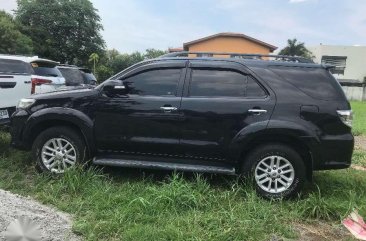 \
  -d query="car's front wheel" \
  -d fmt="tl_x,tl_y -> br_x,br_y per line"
32,126 -> 87,173
242,144 -> 306,199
